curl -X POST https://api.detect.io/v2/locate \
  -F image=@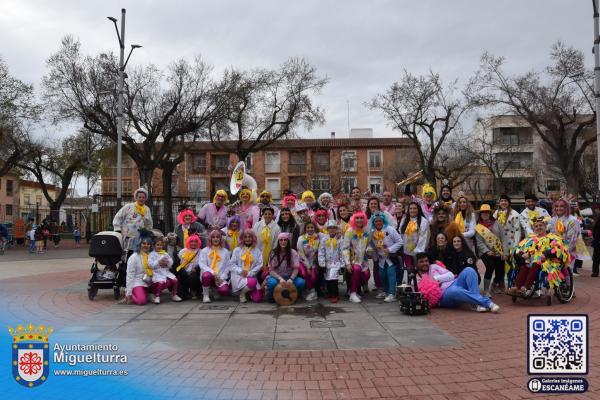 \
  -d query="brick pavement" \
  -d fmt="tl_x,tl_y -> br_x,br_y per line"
1,257 -> 599,399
